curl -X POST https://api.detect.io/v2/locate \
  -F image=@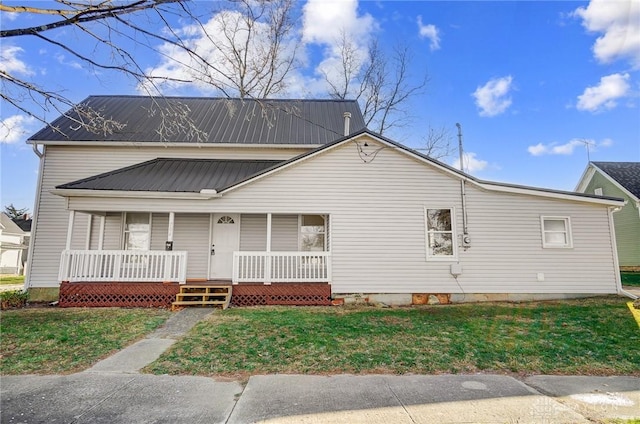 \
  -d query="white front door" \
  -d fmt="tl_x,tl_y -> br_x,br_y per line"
209,214 -> 240,279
